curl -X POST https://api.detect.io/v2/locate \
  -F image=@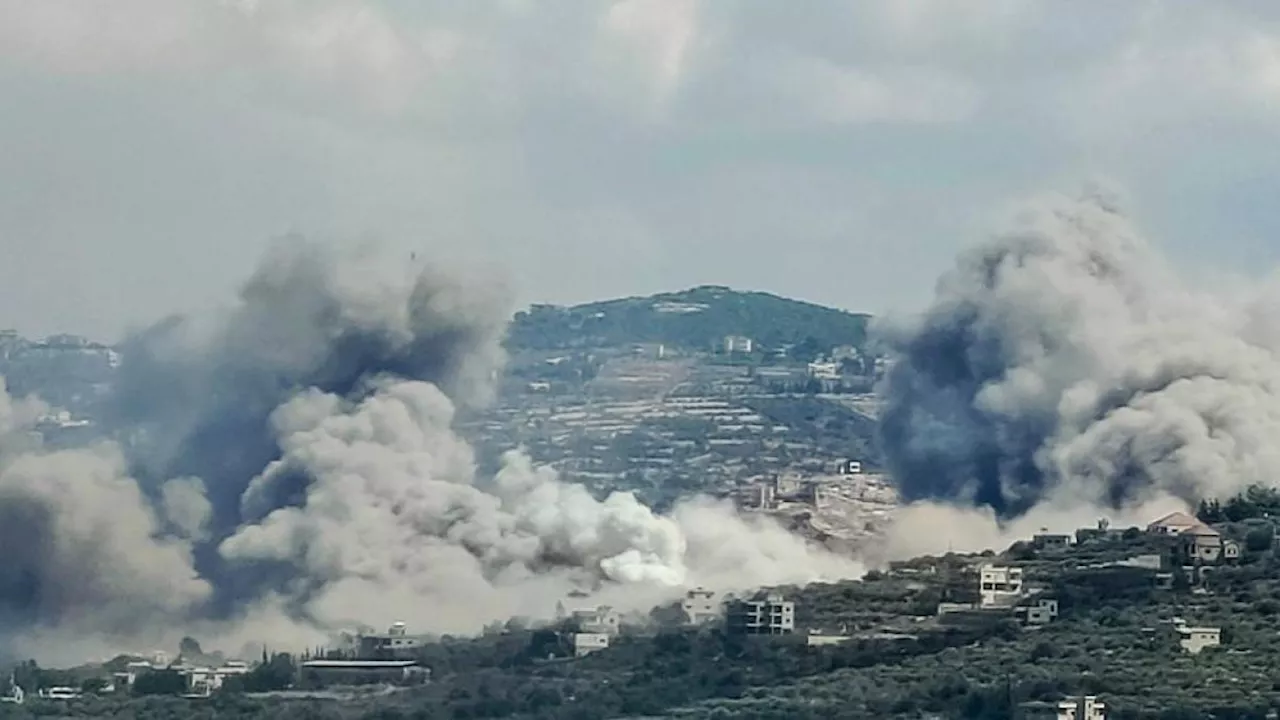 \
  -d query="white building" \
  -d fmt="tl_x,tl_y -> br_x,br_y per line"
572,606 -> 621,636
358,622 -> 431,658
1015,598 -> 1059,626
572,633 -> 611,658
1176,624 -> 1221,655
681,588 -> 721,625
1059,695 -> 1106,720
729,593 -> 795,635
807,360 -> 840,380
723,335 -> 754,354
979,565 -> 1025,608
